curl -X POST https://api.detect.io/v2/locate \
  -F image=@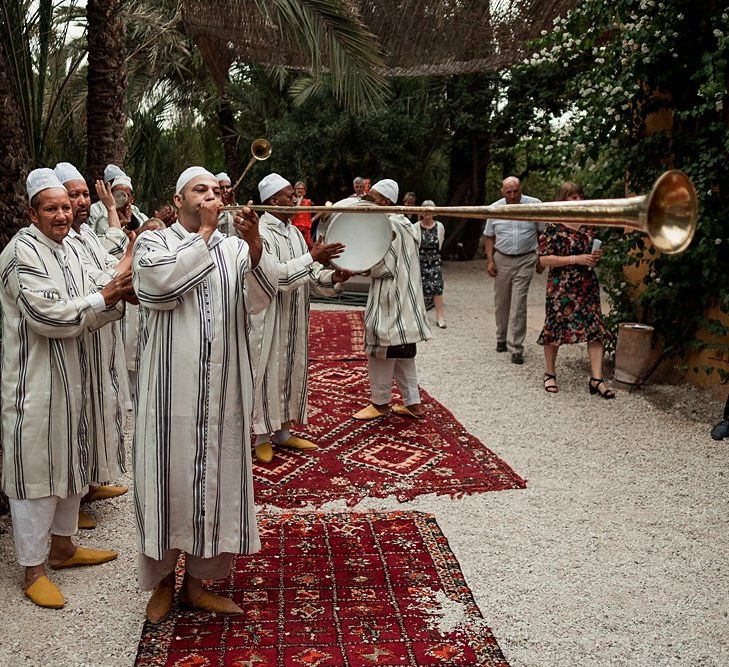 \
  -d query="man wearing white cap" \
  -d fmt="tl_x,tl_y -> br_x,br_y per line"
89,167 -> 148,243
132,166 -> 279,623
0,169 -> 131,608
249,173 -> 350,463
215,171 -> 237,236
54,162 -> 133,515
349,178 -> 432,420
